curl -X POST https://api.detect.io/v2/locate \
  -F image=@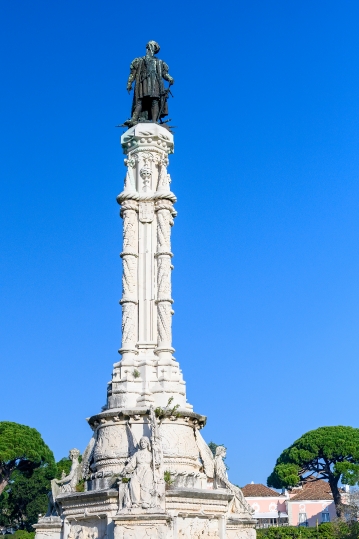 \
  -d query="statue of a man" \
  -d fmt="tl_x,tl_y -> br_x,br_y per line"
125,41 -> 174,127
